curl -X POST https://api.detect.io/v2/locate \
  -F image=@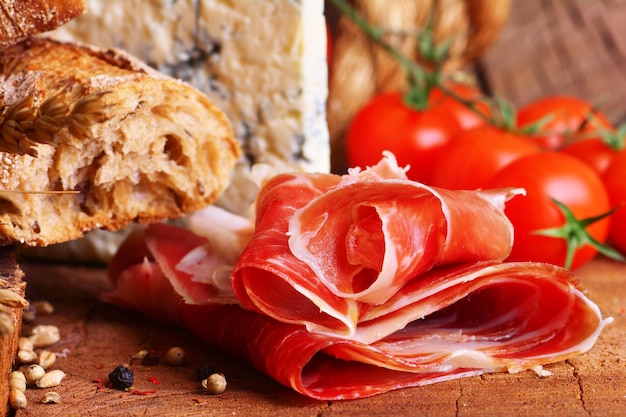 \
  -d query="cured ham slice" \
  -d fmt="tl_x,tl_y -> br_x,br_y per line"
104,153 -> 611,400
104,223 -> 609,400
232,153 -> 523,337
